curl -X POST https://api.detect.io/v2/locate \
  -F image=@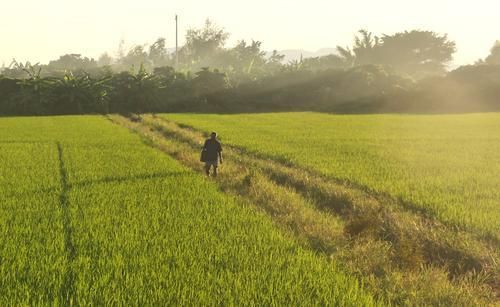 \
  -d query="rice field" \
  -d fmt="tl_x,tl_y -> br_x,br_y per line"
0,116 -> 377,305
166,112 -> 500,239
